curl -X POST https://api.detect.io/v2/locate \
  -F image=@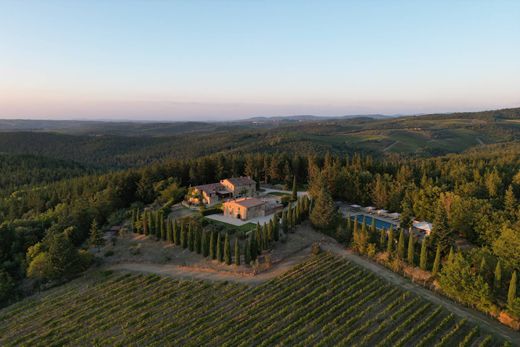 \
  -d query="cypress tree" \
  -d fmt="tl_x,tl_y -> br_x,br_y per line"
432,244 -> 441,276
147,211 -> 153,236
419,238 -> 428,270
250,235 -> 258,261
131,209 -> 136,233
387,227 -> 394,254
273,217 -> 280,241
479,257 -> 487,275
353,219 -> 359,243
494,260 -> 502,290
262,223 -> 268,249
160,217 -> 166,241
234,237 -> 241,266
154,212 -> 160,237
216,233 -> 223,262
282,211 -> 288,234
202,230 -> 209,257
508,271 -> 517,308
195,230 -> 202,254
291,175 -> 297,201
397,229 -> 405,259
407,234 -> 415,265
143,211 -> 149,235
209,231 -> 216,259
224,233 -> 231,265
173,220 -> 180,246
379,229 -> 386,250
188,224 -> 195,251
268,219 -> 274,241
244,238 -> 251,265
181,222 -> 187,249
288,207 -> 293,230
166,219 -> 173,243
